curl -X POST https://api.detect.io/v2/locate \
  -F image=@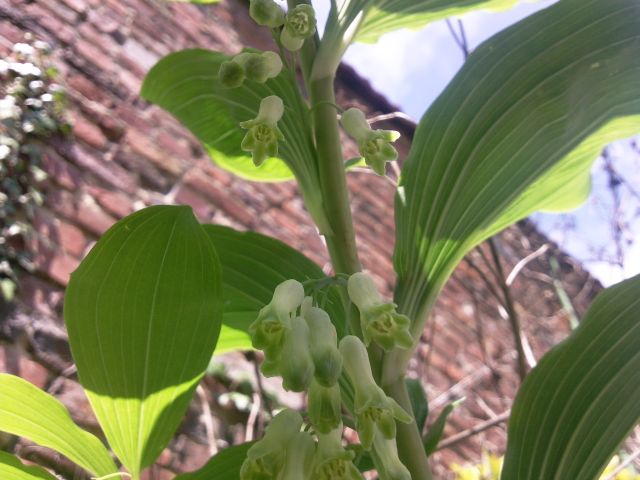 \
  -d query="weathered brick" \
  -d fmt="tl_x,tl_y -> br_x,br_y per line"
156,131 -> 193,160
174,185 -> 214,222
87,185 -> 133,218
0,20 -> 24,44
59,0 -> 88,15
0,346 -> 49,389
41,151 -> 83,190
72,116 -> 108,150
74,40 -> 115,73
68,74 -> 107,103
18,276 -> 65,317
32,239 -> 80,286
34,210 -> 87,257
127,129 -> 186,176
62,143 -> 137,193
120,37 -> 160,74
75,195 -> 117,236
